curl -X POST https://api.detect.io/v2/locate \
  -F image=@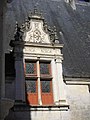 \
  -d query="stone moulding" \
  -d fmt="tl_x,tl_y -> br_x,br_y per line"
64,77 -> 90,85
